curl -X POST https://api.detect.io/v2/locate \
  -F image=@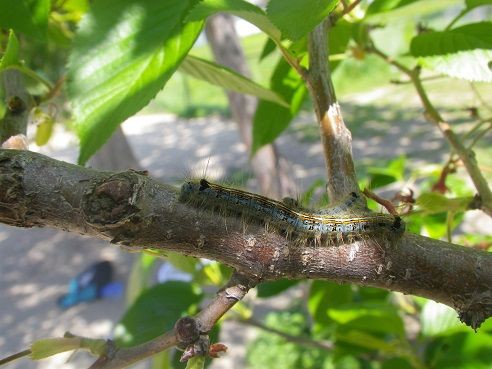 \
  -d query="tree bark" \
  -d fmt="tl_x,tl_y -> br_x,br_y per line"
1,149 -> 490,330
205,14 -> 295,199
